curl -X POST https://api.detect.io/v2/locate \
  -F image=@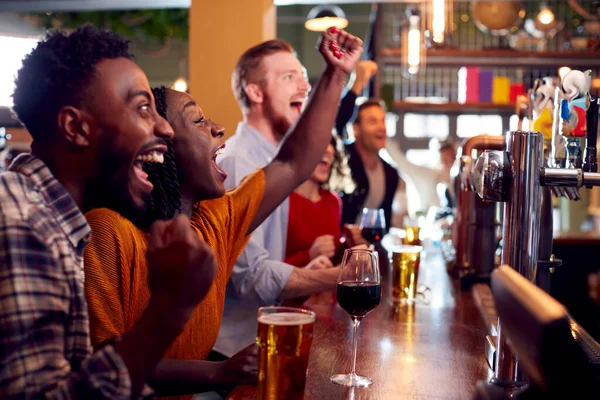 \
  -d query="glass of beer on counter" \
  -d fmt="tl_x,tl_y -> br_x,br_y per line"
402,216 -> 421,246
392,245 -> 423,304
256,306 -> 316,400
